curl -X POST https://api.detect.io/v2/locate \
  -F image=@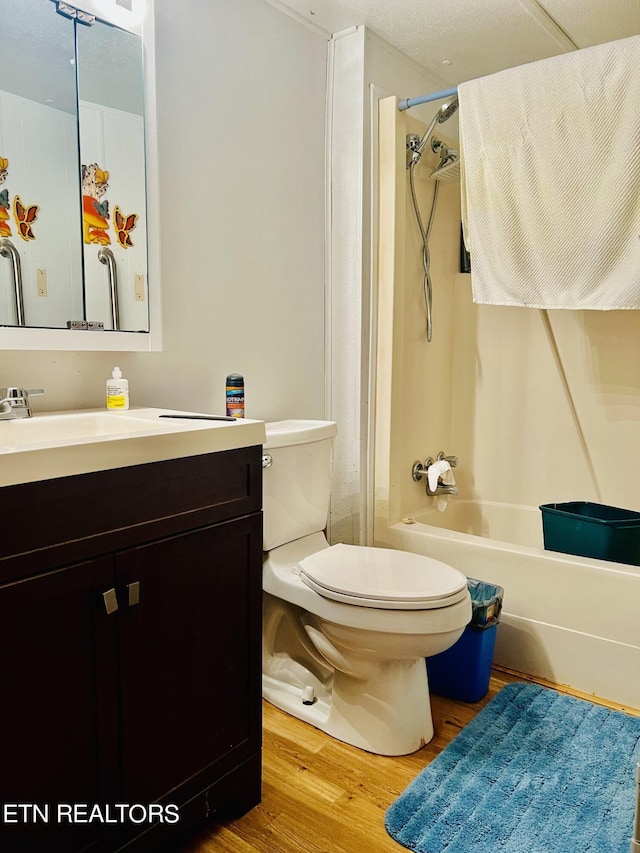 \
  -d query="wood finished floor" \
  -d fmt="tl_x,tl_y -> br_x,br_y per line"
177,668 -> 638,853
